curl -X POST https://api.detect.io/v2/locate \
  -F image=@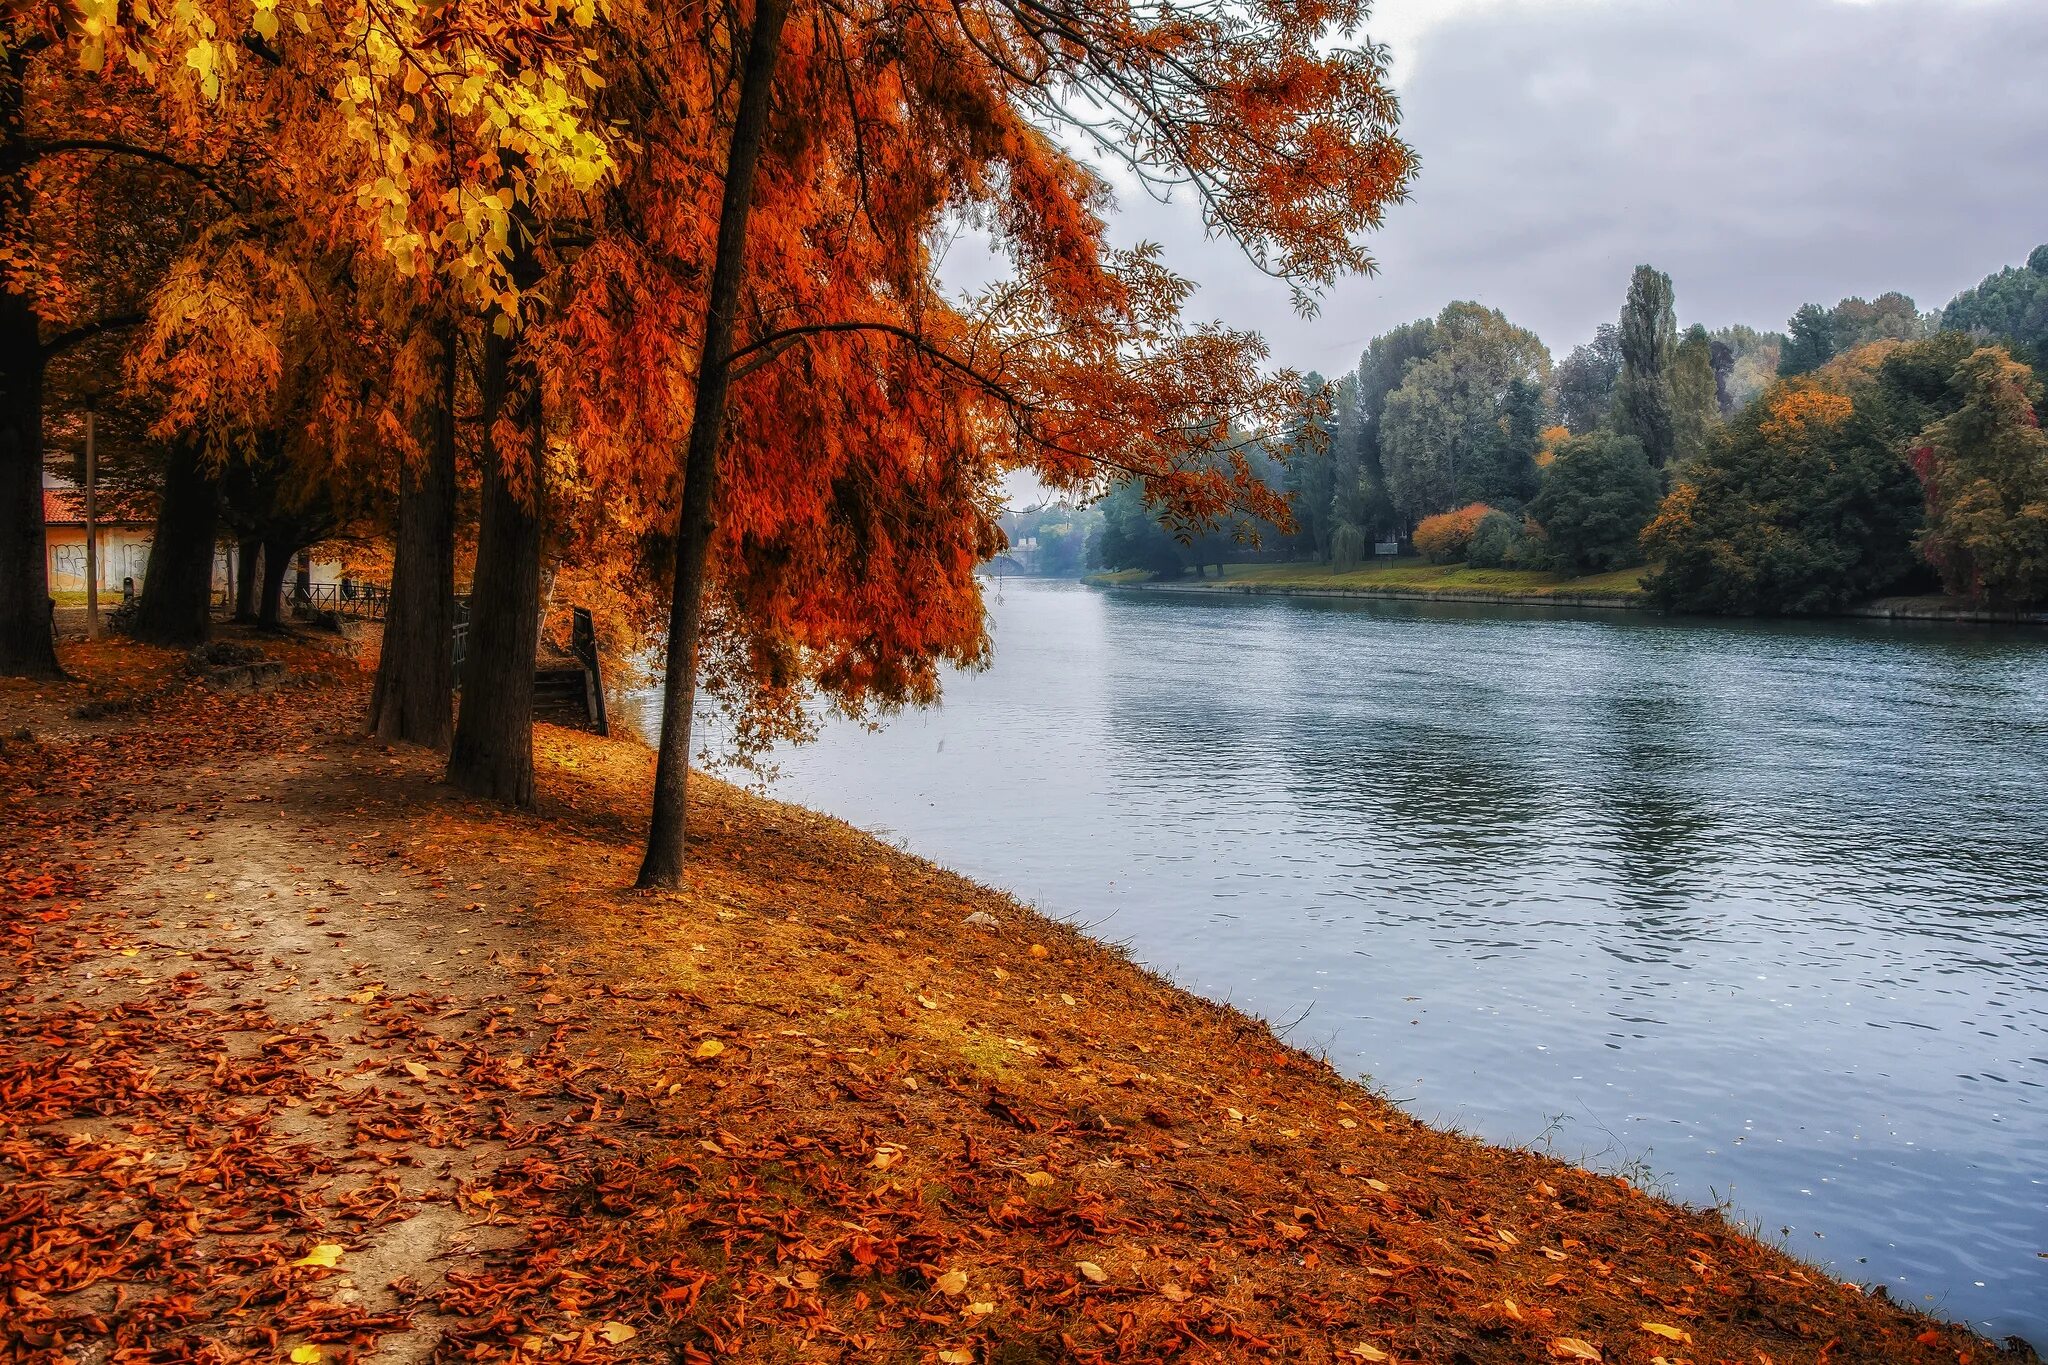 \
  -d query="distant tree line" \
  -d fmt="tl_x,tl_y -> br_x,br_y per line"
1087,244 -> 2048,609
